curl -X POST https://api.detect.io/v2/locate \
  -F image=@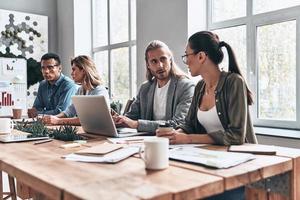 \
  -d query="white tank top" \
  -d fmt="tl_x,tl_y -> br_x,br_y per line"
197,106 -> 224,133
